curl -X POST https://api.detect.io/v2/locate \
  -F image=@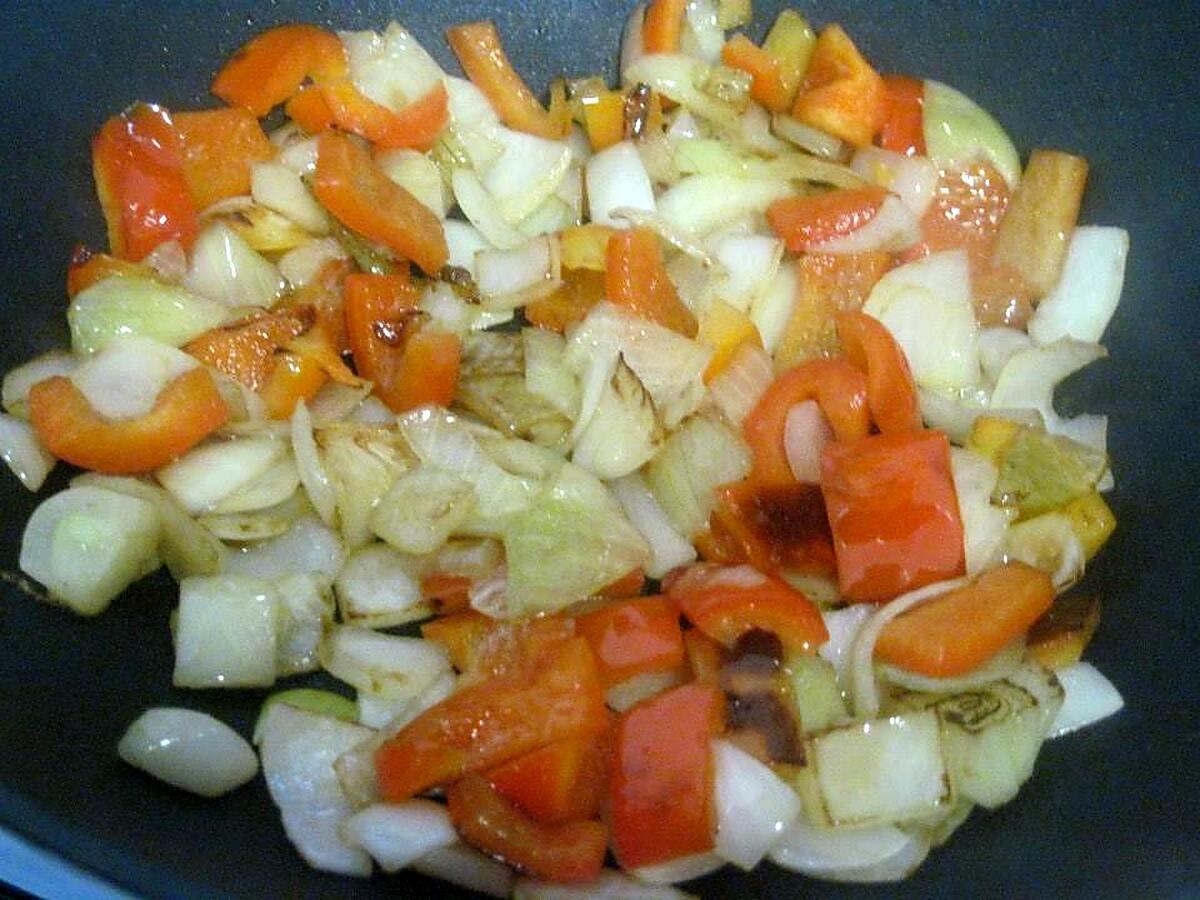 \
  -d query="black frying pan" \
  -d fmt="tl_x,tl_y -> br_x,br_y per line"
1,2 -> 1198,897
